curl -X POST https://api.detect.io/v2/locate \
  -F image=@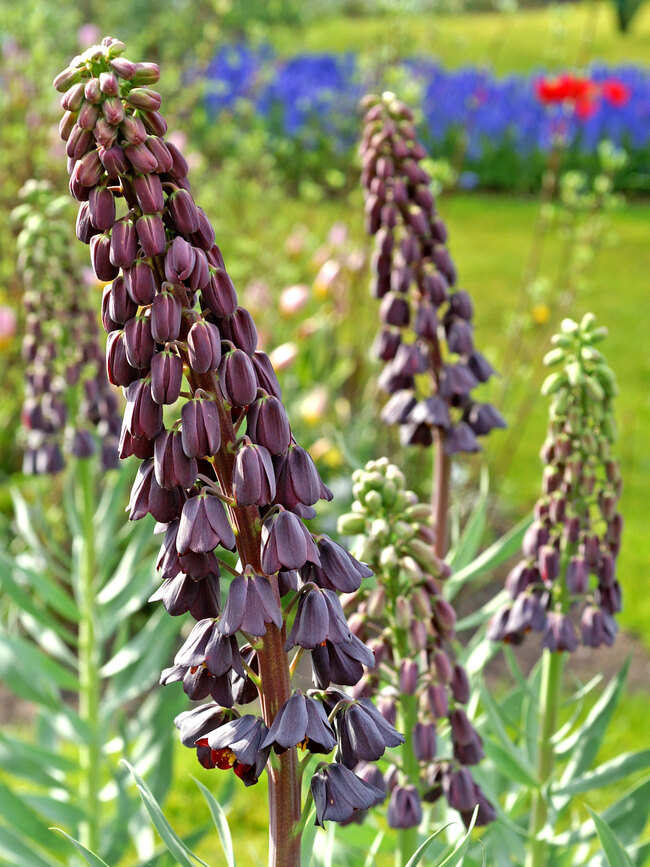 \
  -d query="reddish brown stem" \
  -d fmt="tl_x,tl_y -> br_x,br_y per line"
191,370 -> 302,867
432,429 -> 451,559
121,177 -> 301,866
